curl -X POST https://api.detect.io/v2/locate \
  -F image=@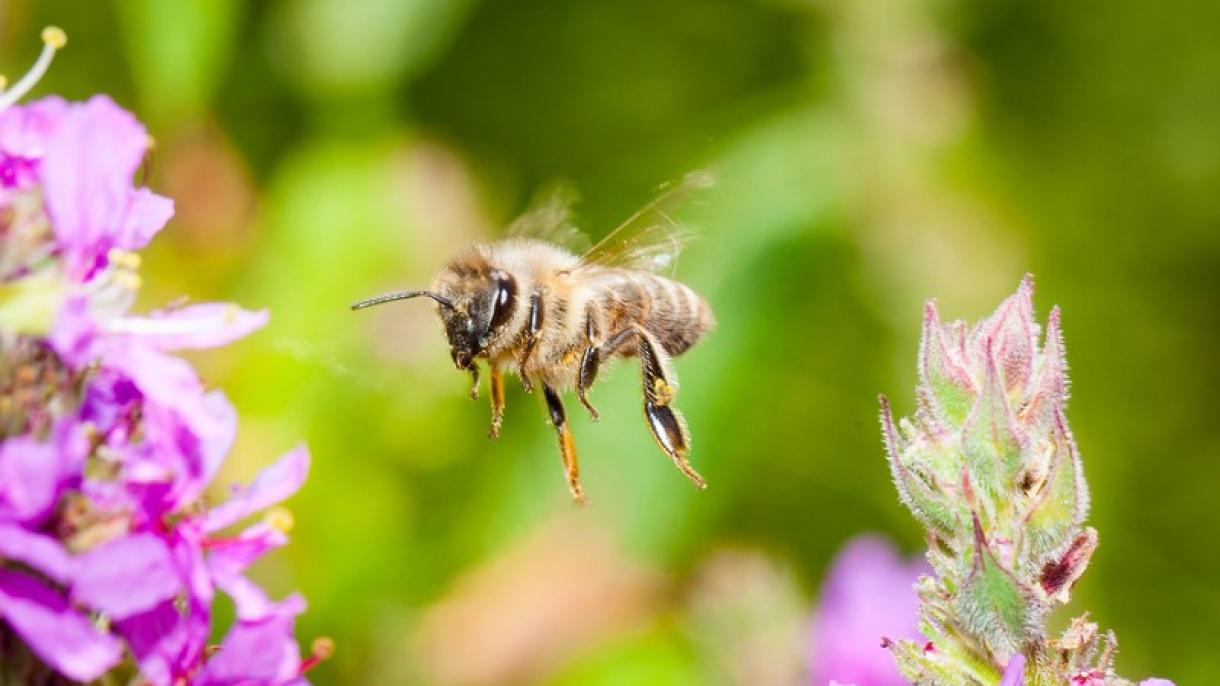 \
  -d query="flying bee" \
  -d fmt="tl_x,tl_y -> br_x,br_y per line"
352,173 -> 715,503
